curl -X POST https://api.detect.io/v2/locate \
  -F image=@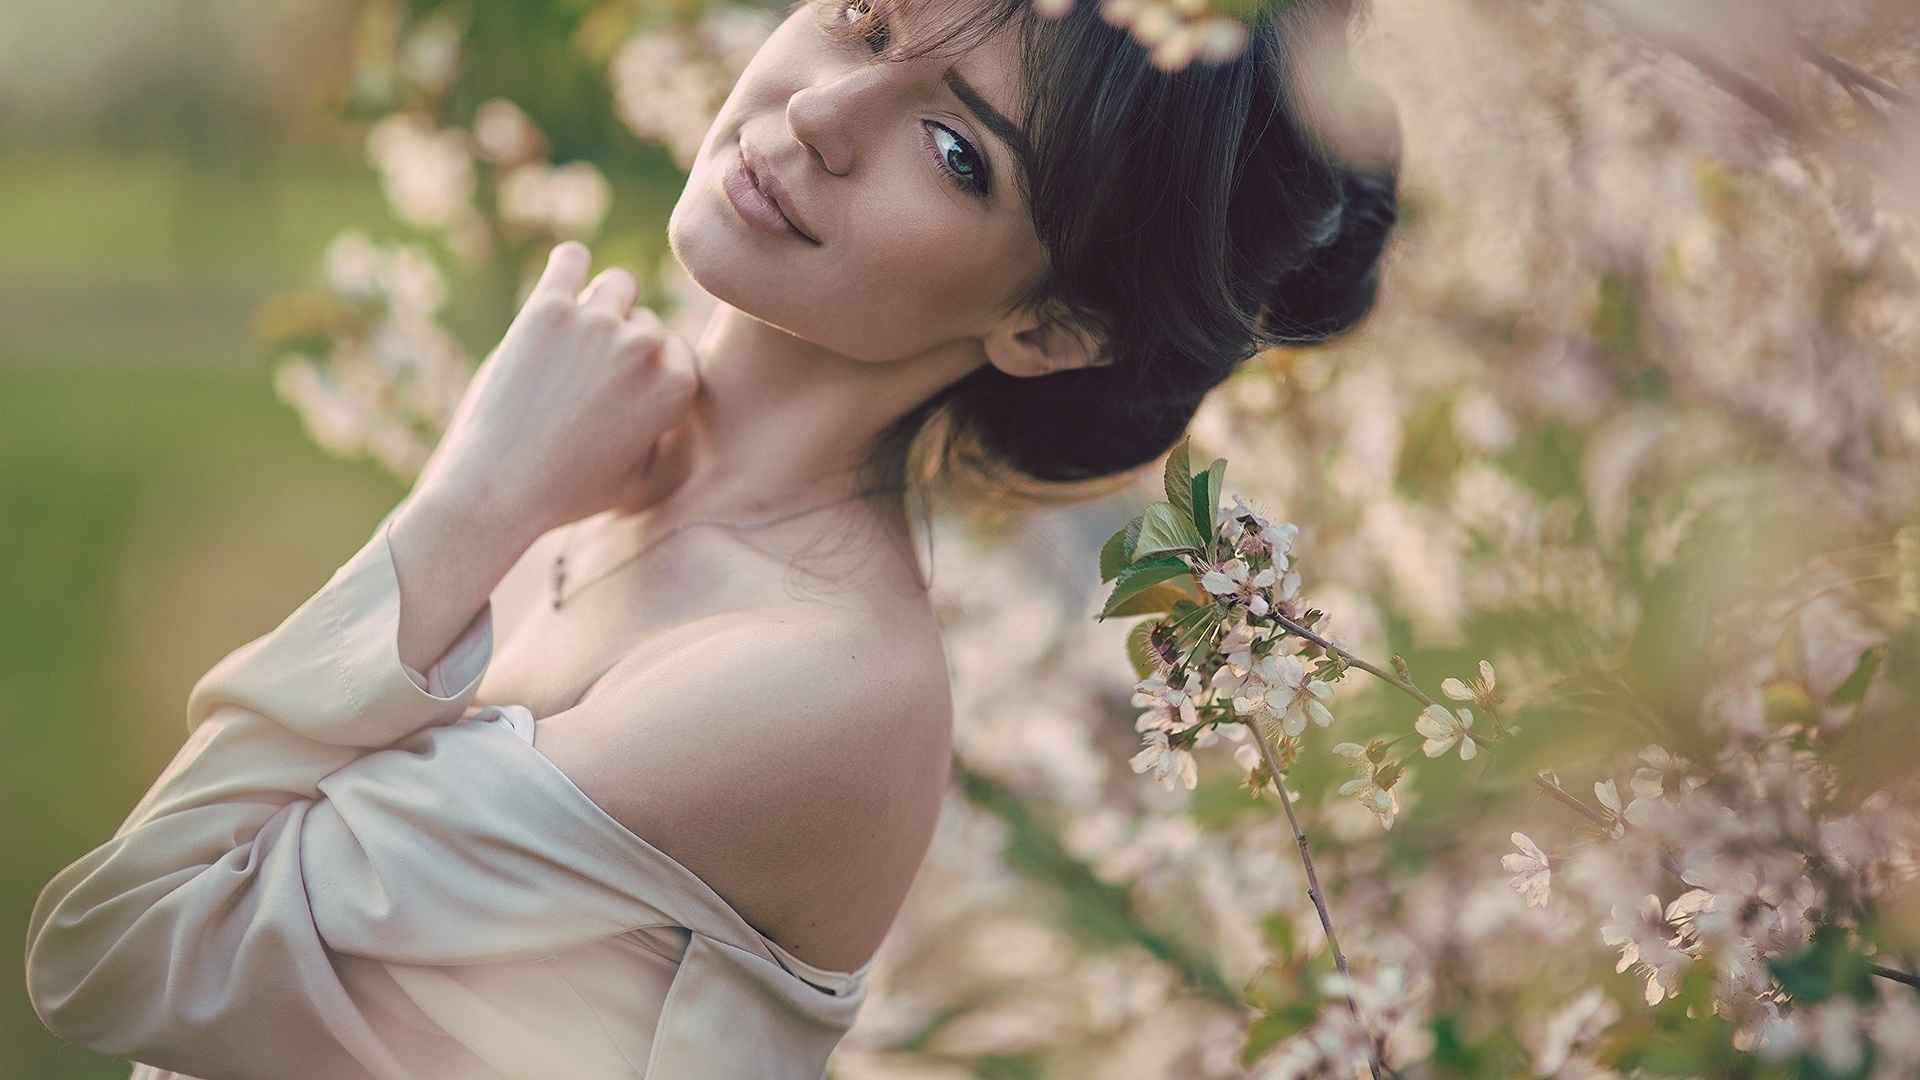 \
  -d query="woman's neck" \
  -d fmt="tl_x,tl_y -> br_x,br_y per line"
630,302 -> 981,521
